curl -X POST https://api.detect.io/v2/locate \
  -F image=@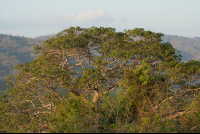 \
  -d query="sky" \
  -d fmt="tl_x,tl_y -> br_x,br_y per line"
0,0 -> 200,38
